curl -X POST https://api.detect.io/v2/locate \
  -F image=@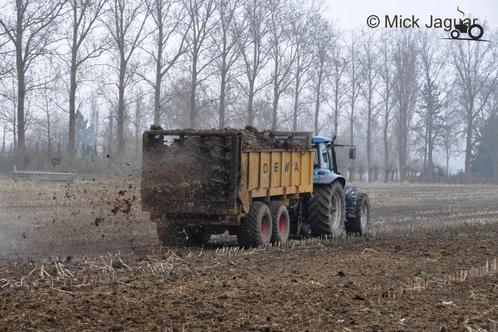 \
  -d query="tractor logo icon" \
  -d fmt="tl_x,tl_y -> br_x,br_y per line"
445,7 -> 487,42
451,20 -> 484,40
